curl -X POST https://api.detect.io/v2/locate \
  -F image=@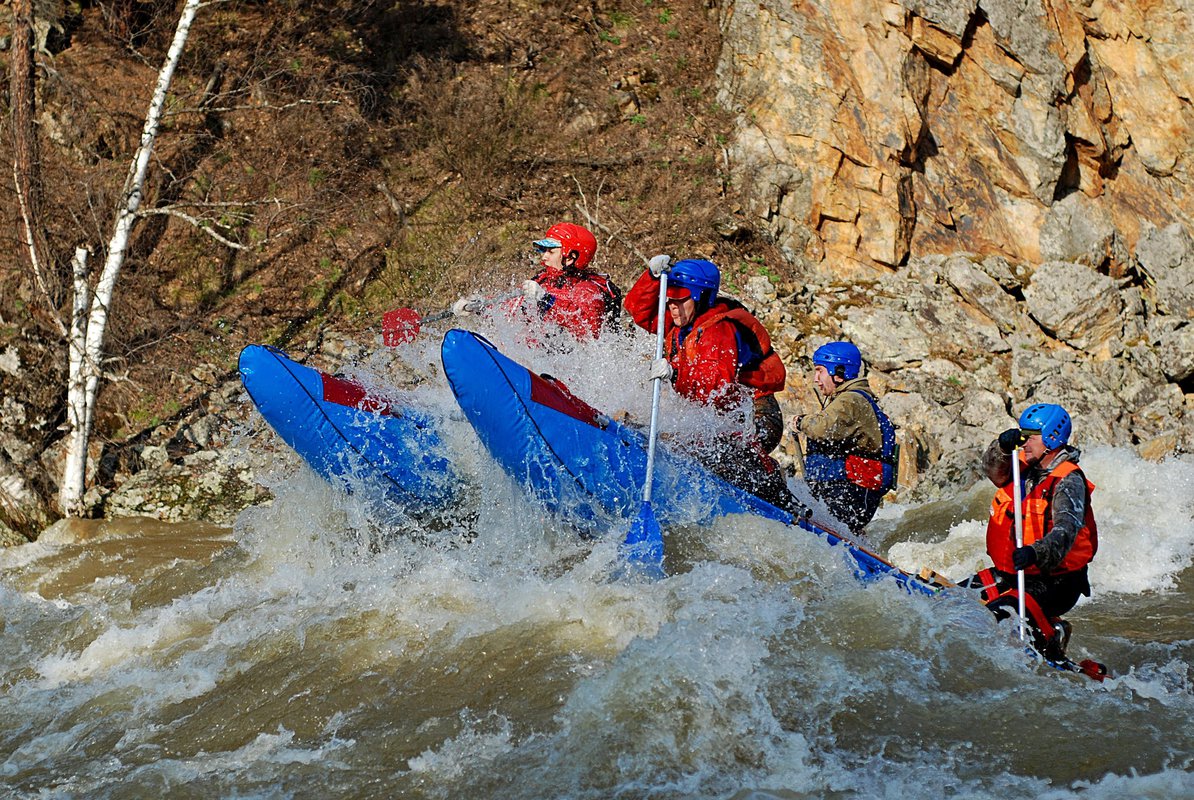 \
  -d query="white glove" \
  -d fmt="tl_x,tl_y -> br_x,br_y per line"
521,279 -> 546,303
648,254 -> 672,278
452,295 -> 482,316
649,357 -> 673,382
